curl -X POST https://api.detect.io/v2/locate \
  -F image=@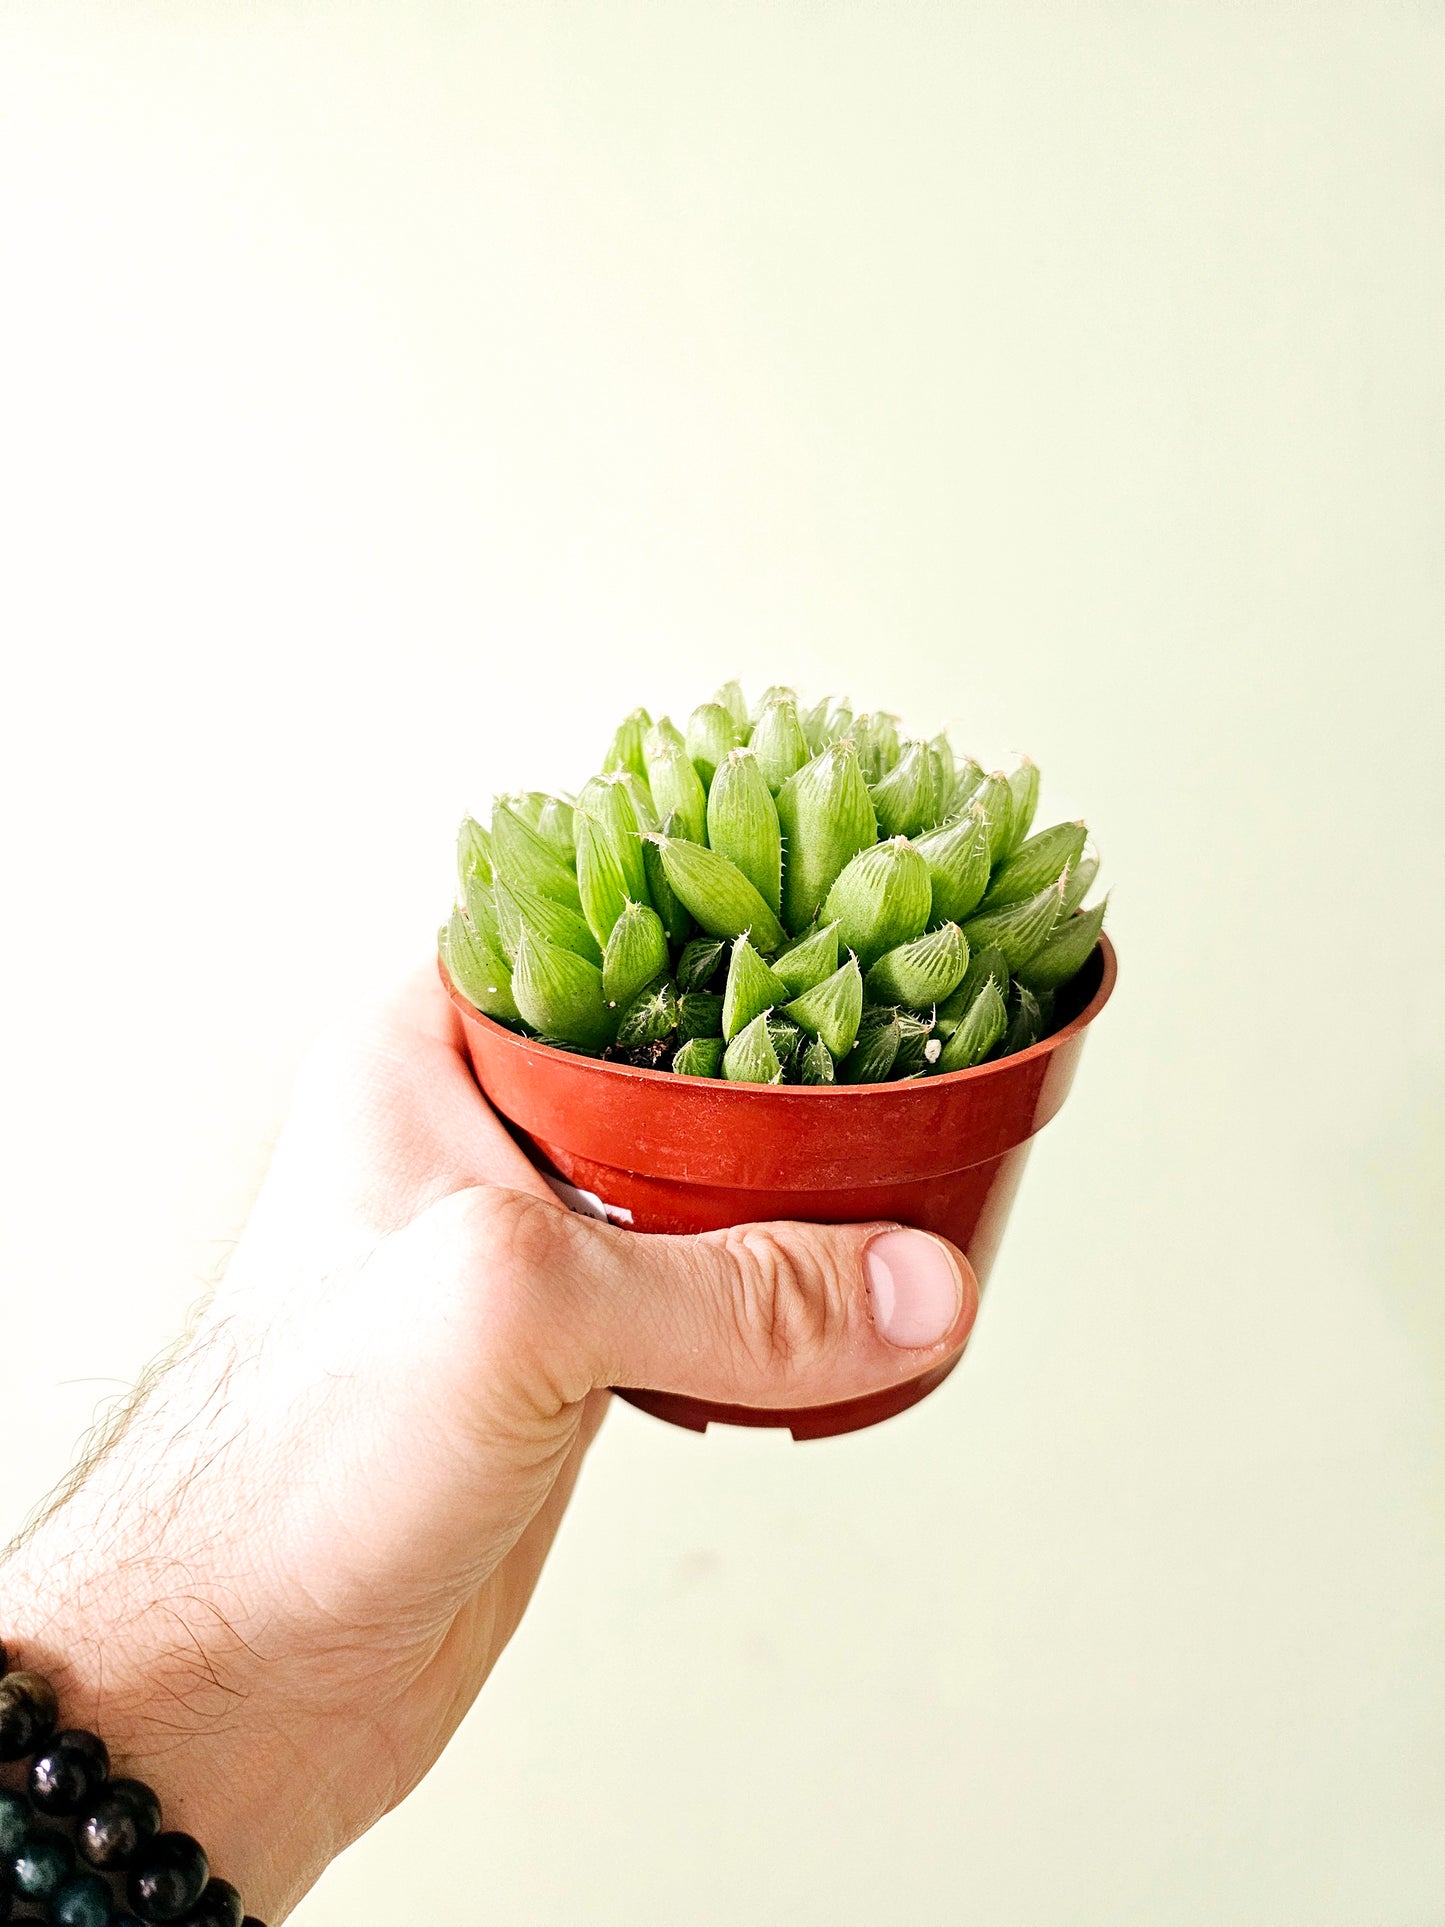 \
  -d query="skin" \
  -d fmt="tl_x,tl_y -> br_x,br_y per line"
0,970 -> 976,1920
